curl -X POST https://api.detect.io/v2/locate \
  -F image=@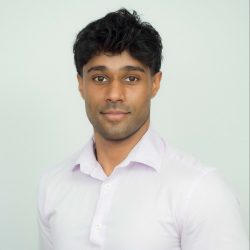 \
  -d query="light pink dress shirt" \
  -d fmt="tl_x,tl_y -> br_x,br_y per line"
38,127 -> 248,250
